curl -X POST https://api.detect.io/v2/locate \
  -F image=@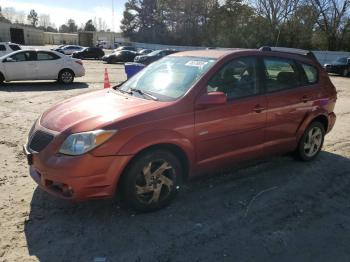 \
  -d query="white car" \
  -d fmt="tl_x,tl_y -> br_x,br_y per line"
0,50 -> 85,84
0,42 -> 21,57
